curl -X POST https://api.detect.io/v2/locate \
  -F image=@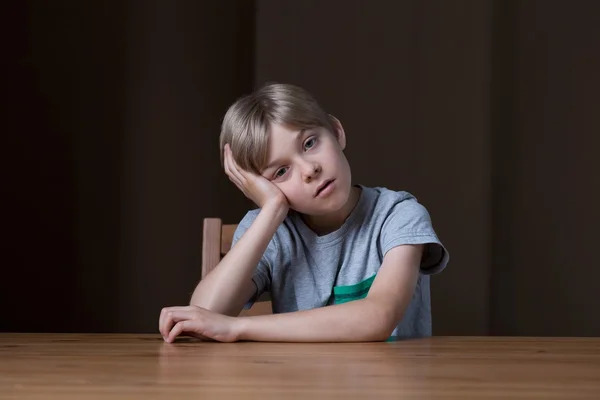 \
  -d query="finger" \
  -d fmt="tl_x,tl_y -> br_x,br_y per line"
159,307 -> 174,338
167,323 -> 215,343
162,309 -> 177,340
225,155 -> 249,195
225,146 -> 248,184
167,309 -> 198,321
161,307 -> 195,339
223,147 -> 244,186
167,320 -> 189,343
